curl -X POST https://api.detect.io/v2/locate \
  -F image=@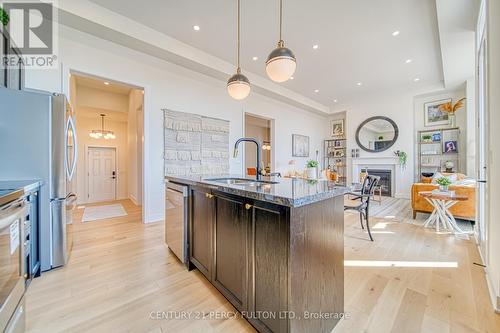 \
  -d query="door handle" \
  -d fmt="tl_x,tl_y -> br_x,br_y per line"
478,180 -> 487,183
